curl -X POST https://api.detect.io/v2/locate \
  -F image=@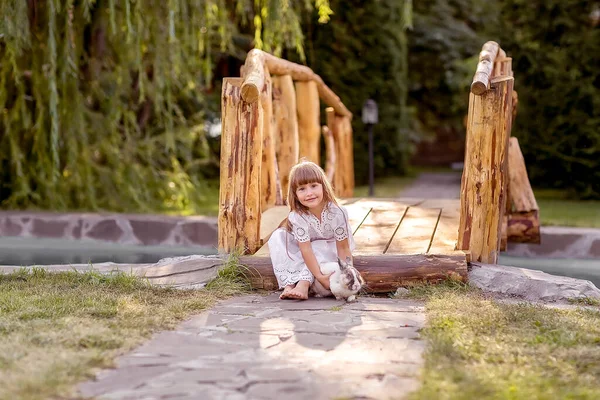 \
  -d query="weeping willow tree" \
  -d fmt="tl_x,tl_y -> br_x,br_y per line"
0,0 -> 331,213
